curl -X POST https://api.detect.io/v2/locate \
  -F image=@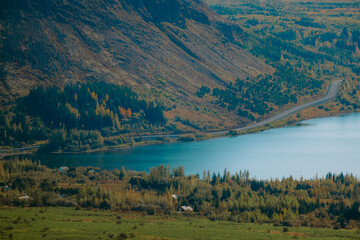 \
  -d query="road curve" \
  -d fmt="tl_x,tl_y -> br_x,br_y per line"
212,79 -> 343,135
143,79 -> 343,139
